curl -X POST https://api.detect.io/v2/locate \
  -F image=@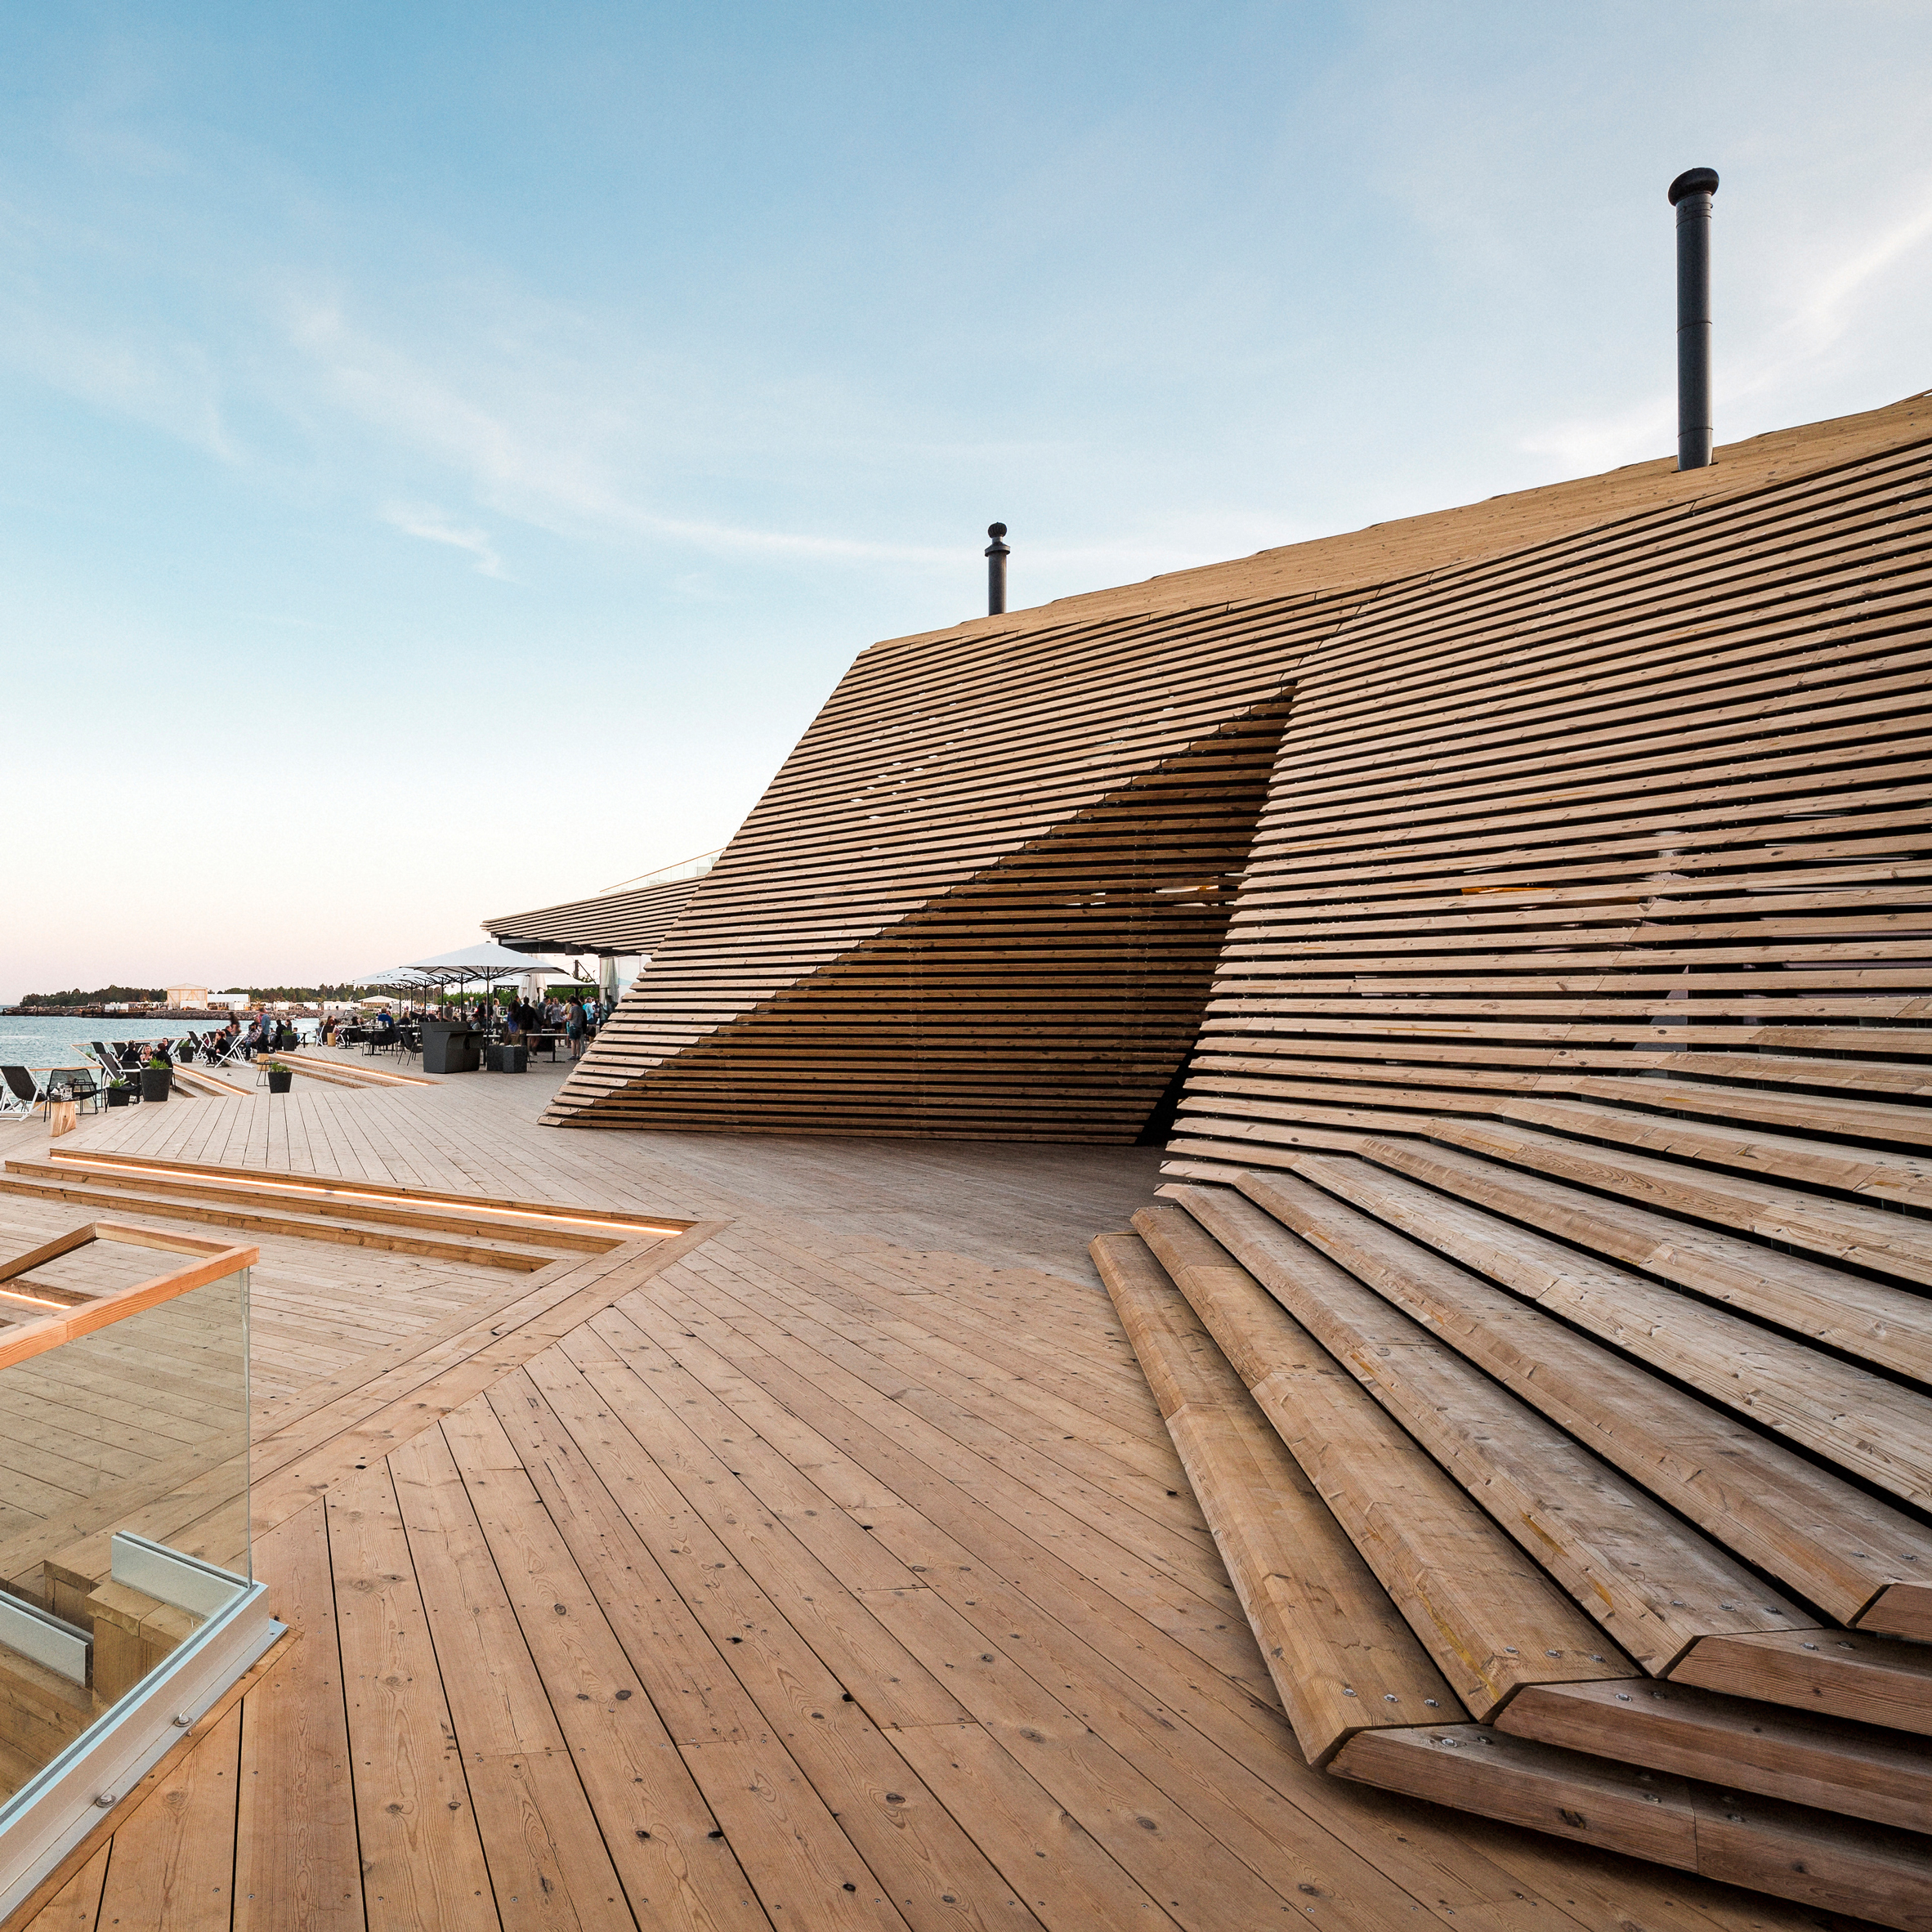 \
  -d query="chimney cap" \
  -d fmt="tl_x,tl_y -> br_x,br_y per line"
1667,167 -> 1720,206
987,522 -> 1007,541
